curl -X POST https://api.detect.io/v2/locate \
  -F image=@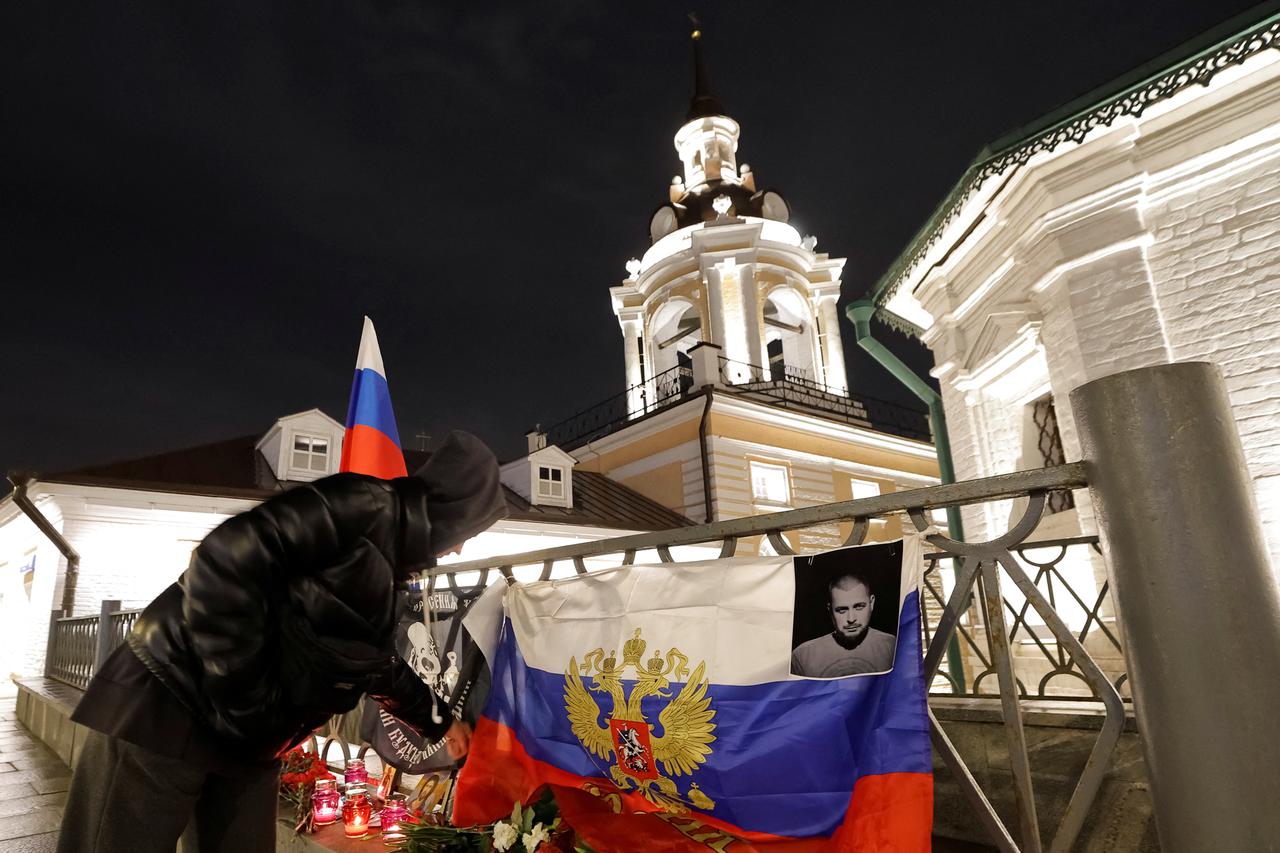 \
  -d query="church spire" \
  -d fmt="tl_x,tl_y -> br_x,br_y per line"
686,16 -> 727,121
